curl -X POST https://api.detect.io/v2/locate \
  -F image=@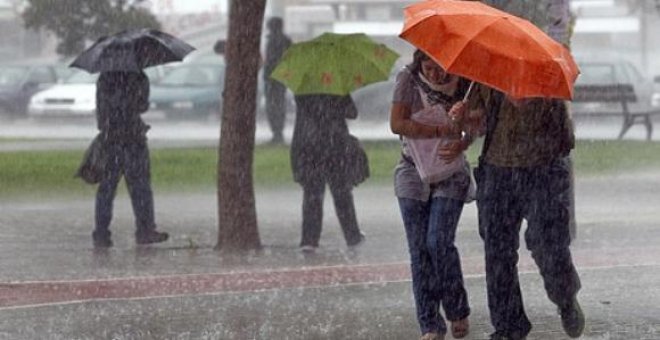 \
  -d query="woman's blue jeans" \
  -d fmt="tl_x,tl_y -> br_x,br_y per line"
398,196 -> 470,335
